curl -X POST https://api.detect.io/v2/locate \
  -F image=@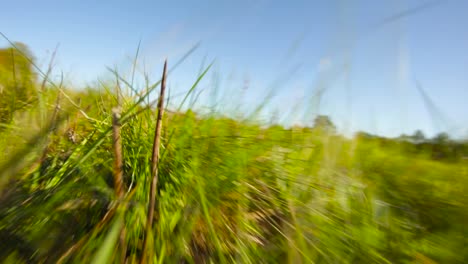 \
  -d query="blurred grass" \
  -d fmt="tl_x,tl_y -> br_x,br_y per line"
0,42 -> 467,264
